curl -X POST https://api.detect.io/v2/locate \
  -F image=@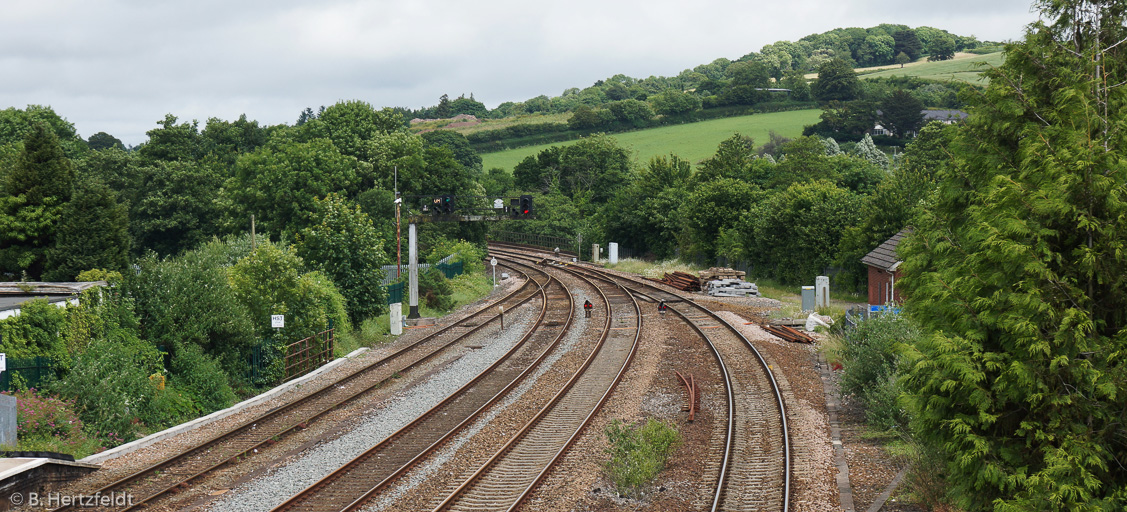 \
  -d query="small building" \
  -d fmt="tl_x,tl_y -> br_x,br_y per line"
0,282 -> 105,320
861,229 -> 910,306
